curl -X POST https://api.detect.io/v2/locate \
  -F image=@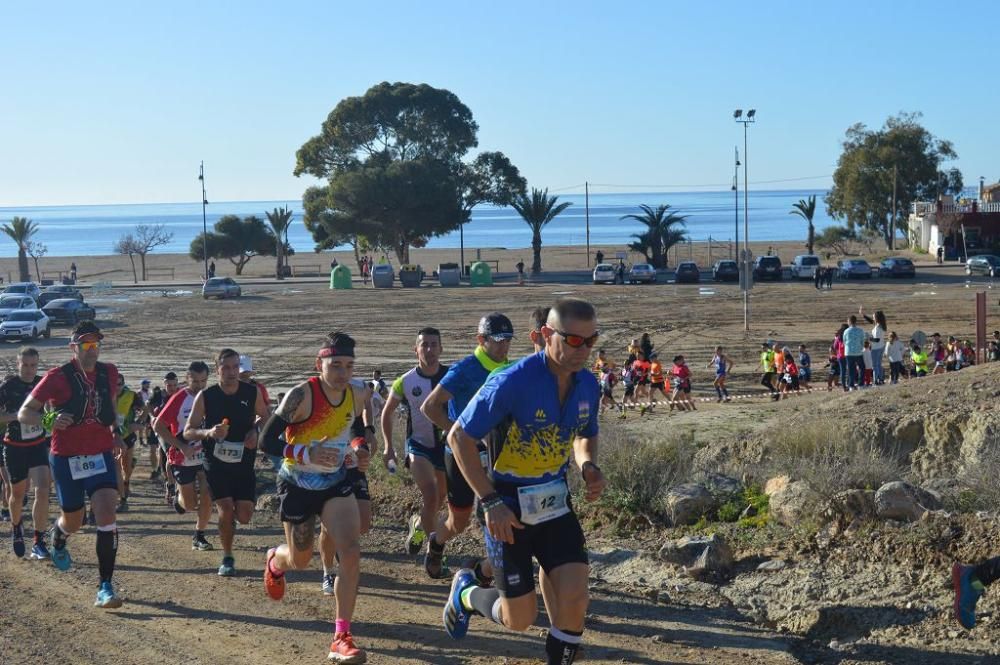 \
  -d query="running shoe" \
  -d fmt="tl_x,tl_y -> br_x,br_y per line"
12,521 -> 25,558
192,534 -> 213,551
472,559 -> 494,587
424,537 -> 447,579
953,562 -> 985,630
94,581 -> 123,609
443,568 -> 476,640
327,631 -> 366,663
322,573 -> 336,596
405,514 -> 425,556
264,548 -> 285,601
173,495 -> 186,515
0,508 -> 9,522
218,555 -> 236,577
48,526 -> 72,571
30,541 -> 50,560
